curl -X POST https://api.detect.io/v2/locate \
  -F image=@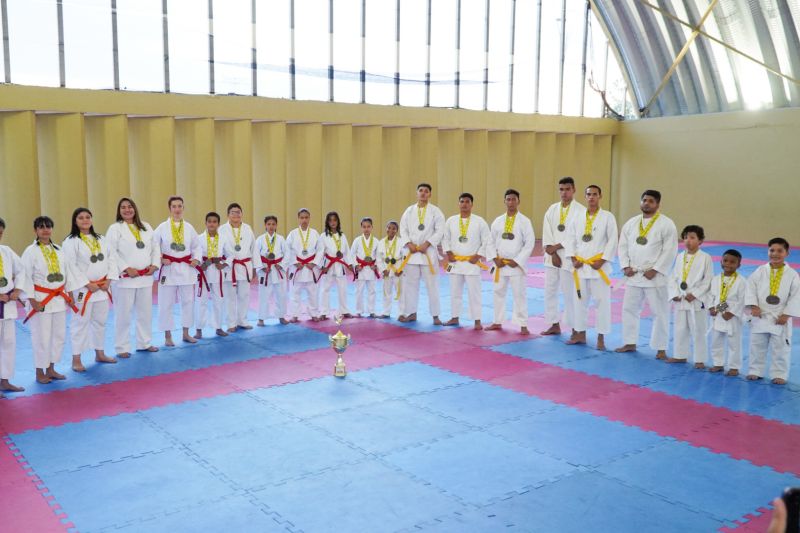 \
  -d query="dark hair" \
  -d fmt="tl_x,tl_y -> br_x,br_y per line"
205,211 -> 221,223
227,203 -> 242,214
68,207 -> 100,239
558,177 -> 575,186
115,197 -> 146,231
641,189 -> 661,203
360,217 -> 373,225
722,249 -> 742,262
167,195 -> 184,208
297,208 -> 310,217
586,184 -> 602,194
768,237 -> 790,251
0,217 -> 5,229
33,216 -> 55,245
417,182 -> 432,192
386,220 -> 399,229
504,188 -> 520,199
459,192 -> 474,202
264,215 -> 278,224
324,211 -> 342,236
681,225 -> 705,241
